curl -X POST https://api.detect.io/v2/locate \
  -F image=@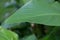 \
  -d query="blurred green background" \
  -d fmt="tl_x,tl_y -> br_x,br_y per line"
0,0 -> 29,23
